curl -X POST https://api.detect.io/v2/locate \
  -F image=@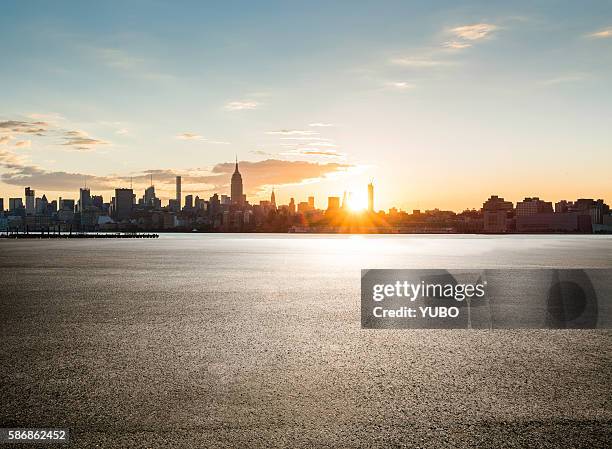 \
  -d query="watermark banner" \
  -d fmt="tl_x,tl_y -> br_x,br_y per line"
361,269 -> 612,329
